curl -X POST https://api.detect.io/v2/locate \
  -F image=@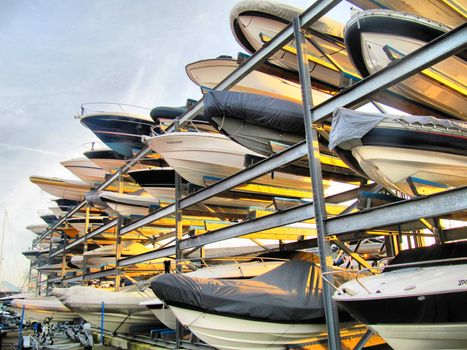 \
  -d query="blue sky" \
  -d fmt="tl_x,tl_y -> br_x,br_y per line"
0,1 -> 354,287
